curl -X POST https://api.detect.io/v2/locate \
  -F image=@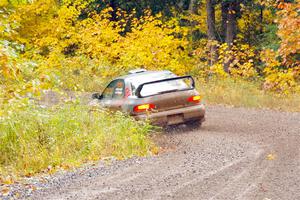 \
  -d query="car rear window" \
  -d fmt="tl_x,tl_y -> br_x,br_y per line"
129,72 -> 194,97
139,78 -> 192,97
129,72 -> 175,94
